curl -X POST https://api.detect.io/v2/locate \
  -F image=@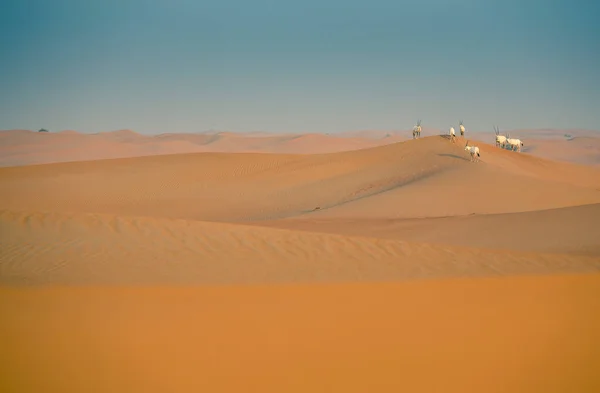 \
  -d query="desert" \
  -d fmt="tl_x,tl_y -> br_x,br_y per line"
1,128 -> 600,392
2,0 -> 599,390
